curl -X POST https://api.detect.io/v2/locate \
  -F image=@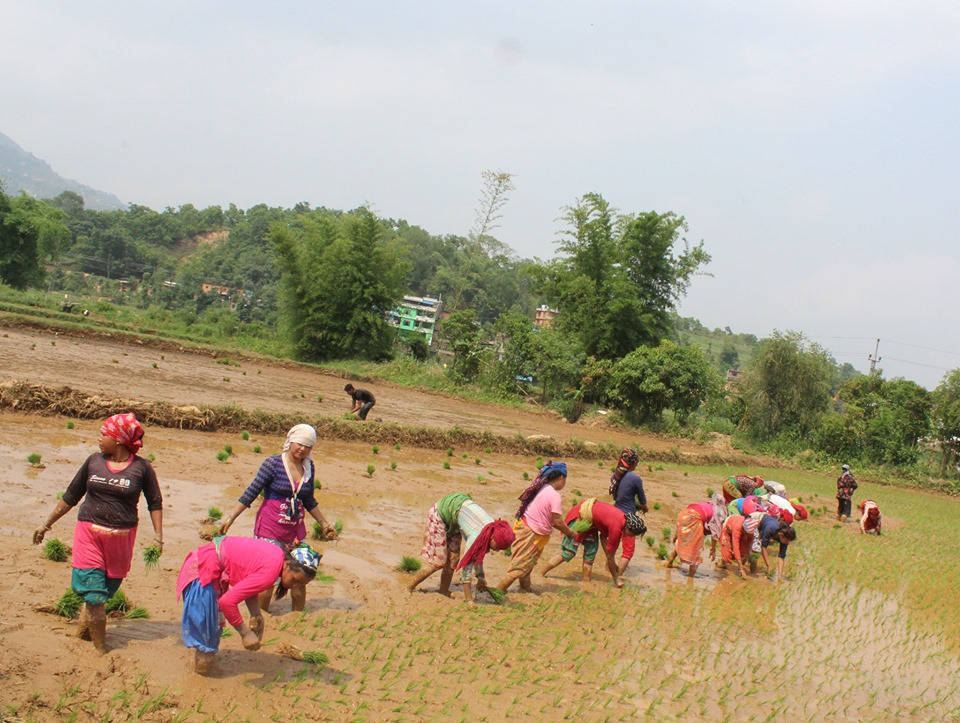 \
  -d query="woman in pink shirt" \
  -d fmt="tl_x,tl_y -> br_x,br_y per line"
666,496 -> 725,577
496,461 -> 575,595
177,537 -> 320,674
